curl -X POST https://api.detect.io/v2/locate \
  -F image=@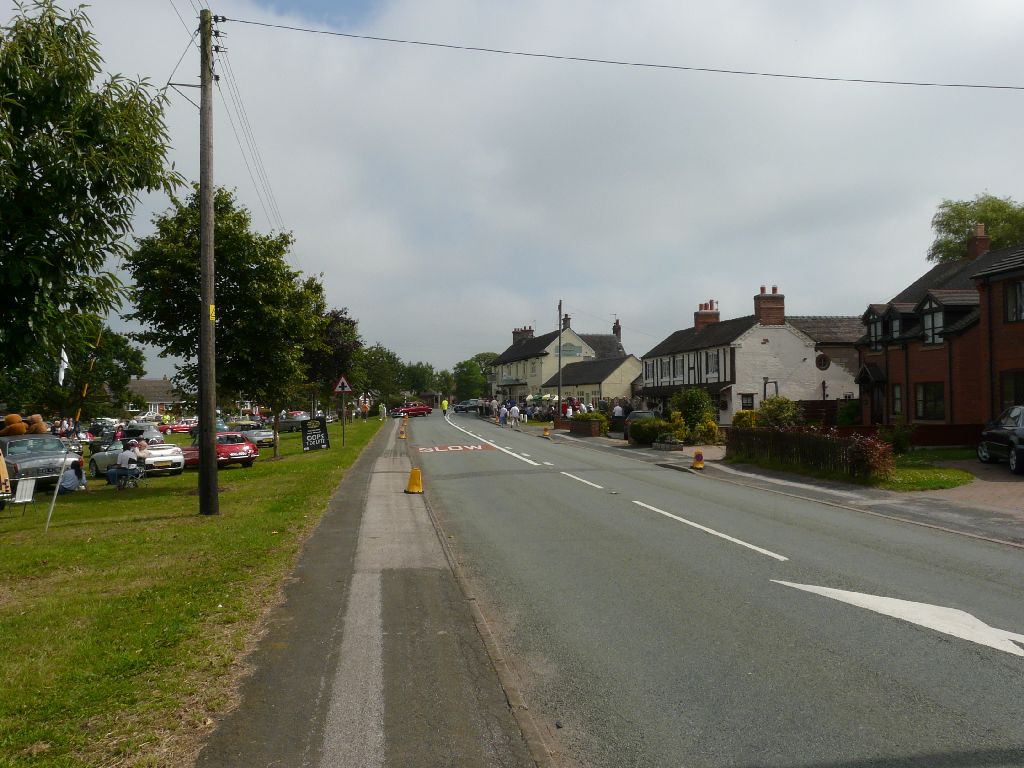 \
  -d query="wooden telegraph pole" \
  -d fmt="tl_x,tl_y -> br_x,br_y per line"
198,9 -> 219,515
